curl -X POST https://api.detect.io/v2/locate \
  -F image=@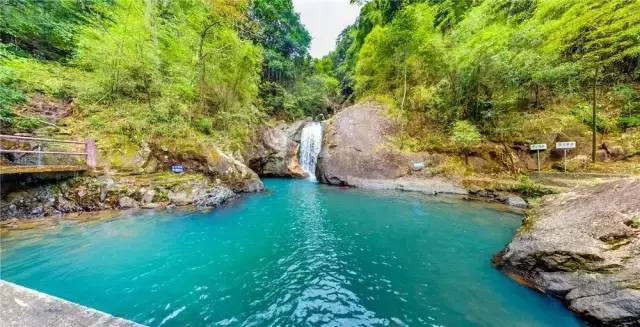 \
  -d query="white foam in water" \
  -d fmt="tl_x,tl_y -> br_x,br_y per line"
299,122 -> 323,181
